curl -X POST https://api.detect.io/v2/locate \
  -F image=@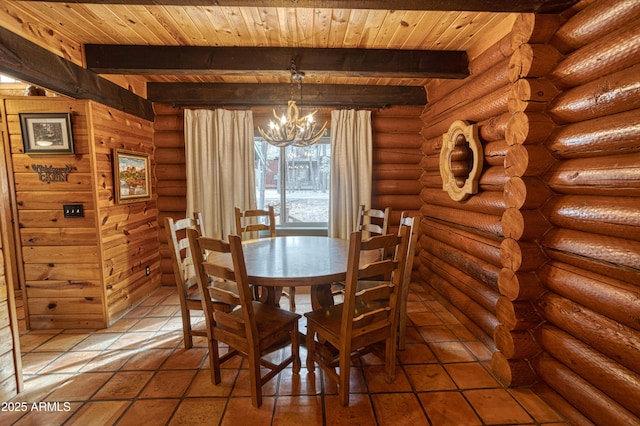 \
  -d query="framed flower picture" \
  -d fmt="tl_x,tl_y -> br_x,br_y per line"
113,149 -> 151,204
